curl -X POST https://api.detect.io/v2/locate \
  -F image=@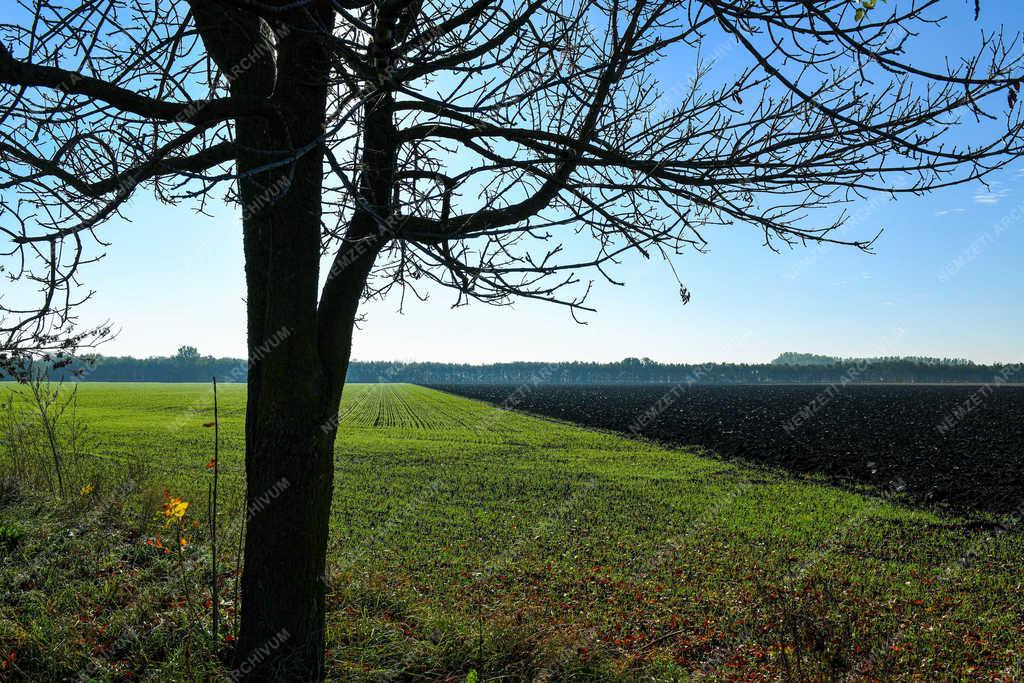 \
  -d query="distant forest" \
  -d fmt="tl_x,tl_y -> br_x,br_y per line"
6,346 -> 1020,385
